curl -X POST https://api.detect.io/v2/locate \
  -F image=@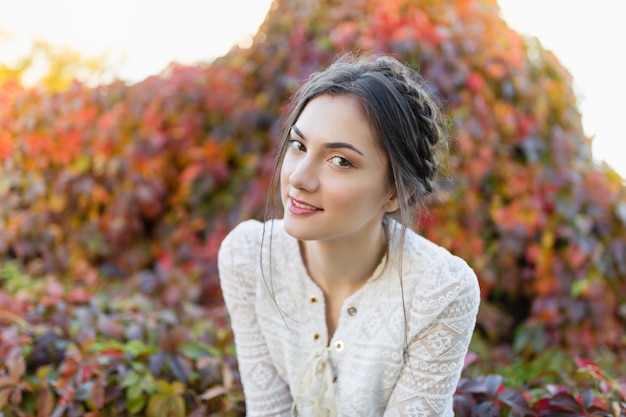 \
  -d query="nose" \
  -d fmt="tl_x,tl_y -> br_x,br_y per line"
288,156 -> 320,192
